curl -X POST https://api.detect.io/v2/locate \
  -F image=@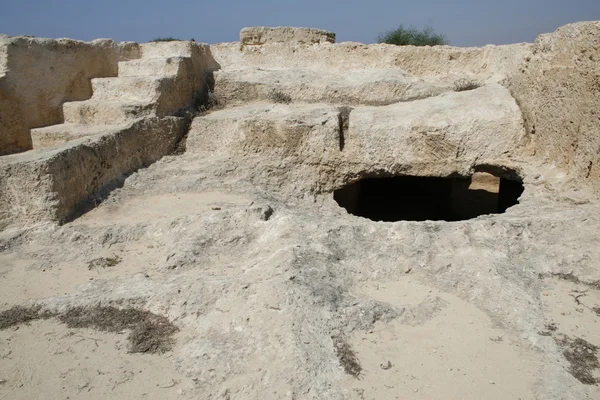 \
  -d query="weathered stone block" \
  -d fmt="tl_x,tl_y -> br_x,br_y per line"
240,27 -> 336,45
0,117 -> 185,227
